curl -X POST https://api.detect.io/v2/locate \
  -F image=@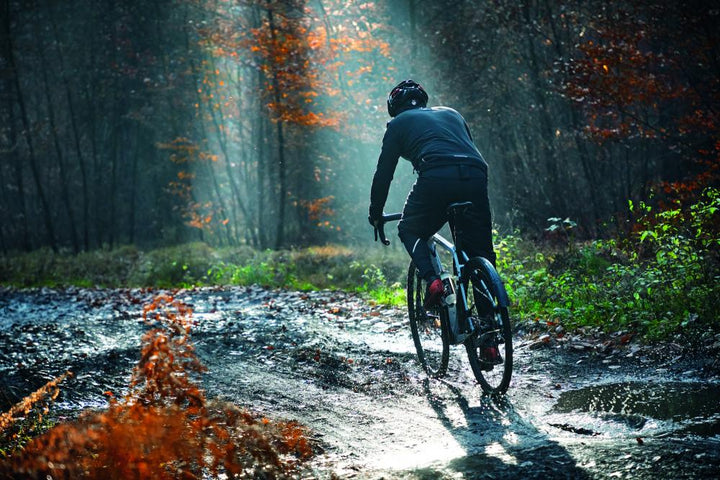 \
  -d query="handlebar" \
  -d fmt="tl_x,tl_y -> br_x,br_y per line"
375,213 -> 402,246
